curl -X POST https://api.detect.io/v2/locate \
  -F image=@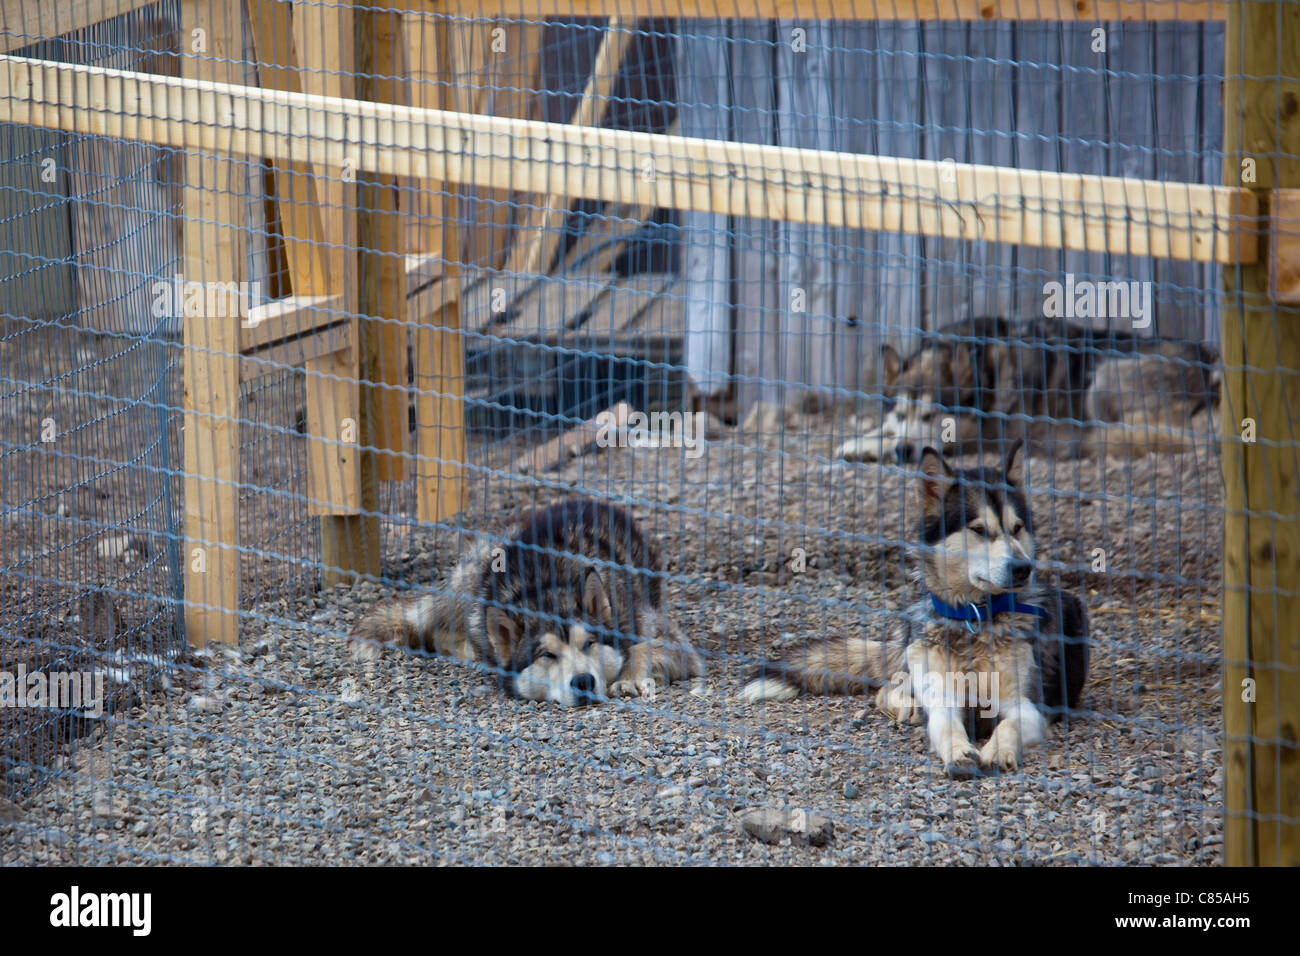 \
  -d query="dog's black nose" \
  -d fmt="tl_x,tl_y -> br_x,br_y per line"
1009,560 -> 1034,587
895,443 -> 916,463
570,673 -> 596,697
